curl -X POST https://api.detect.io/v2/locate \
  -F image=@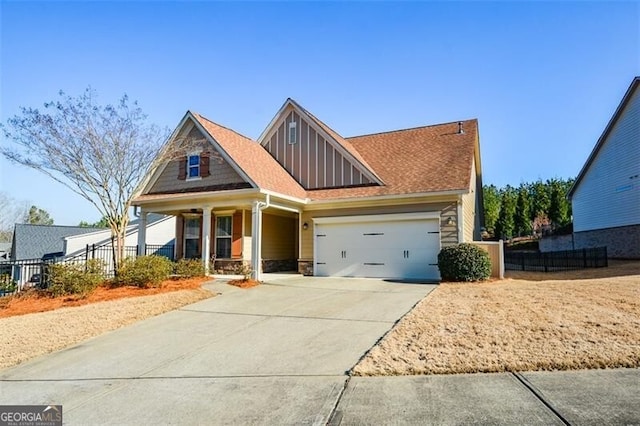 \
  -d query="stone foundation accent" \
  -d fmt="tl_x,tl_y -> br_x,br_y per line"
540,234 -> 574,252
574,224 -> 640,259
298,260 -> 314,276
213,259 -> 246,274
262,259 -> 297,273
